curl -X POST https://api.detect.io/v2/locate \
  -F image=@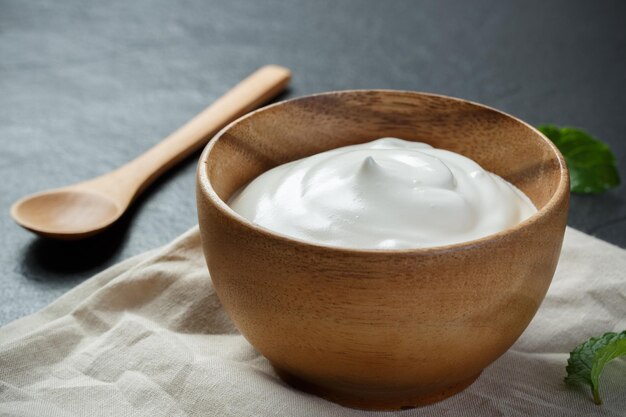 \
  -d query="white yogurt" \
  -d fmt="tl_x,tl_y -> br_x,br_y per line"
229,138 -> 536,249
